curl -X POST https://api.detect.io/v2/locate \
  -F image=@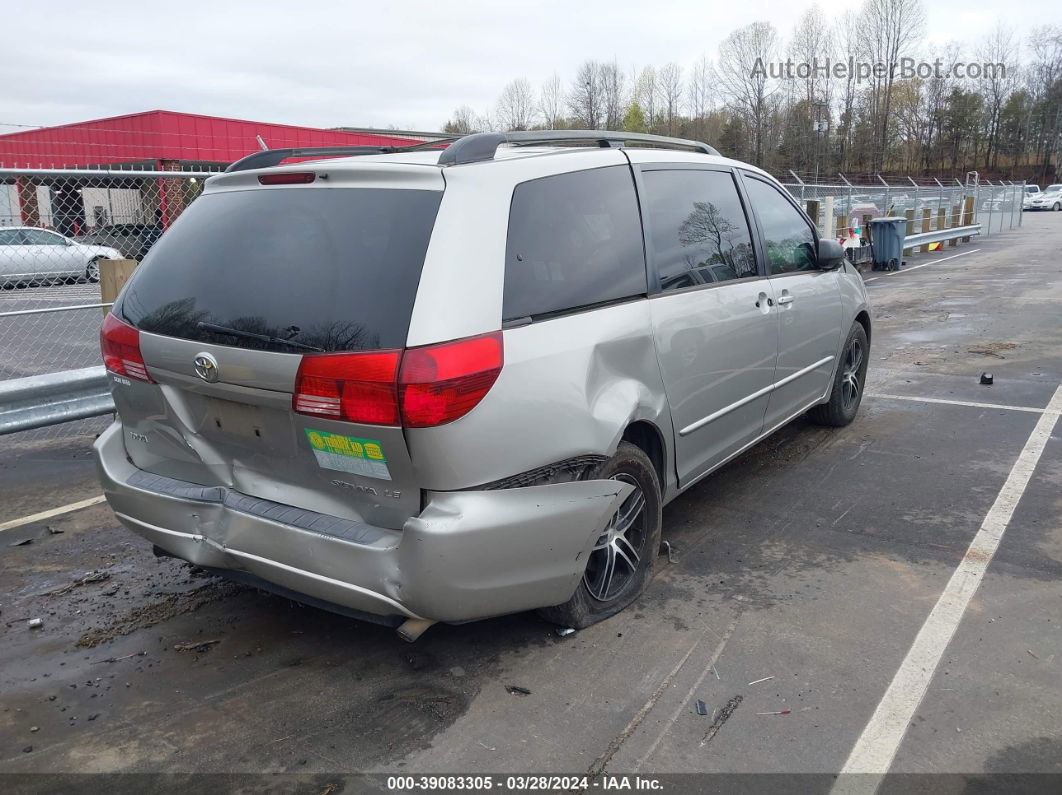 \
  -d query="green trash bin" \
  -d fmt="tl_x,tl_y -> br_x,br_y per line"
869,217 -> 906,271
